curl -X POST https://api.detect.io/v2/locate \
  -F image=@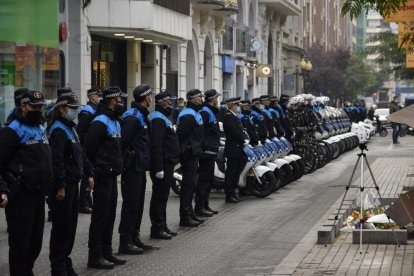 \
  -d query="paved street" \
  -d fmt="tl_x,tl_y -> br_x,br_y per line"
0,135 -> 406,275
